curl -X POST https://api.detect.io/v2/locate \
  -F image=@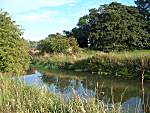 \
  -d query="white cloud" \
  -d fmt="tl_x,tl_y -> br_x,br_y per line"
1,0 -> 78,14
37,0 -> 77,7
17,11 -> 58,22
